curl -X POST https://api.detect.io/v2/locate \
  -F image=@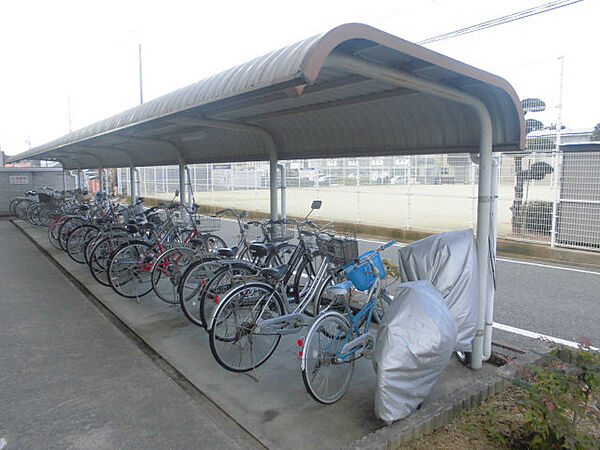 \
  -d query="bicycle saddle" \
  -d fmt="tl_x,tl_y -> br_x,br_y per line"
325,280 -> 354,297
260,265 -> 288,280
249,242 -> 275,258
217,247 -> 238,258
